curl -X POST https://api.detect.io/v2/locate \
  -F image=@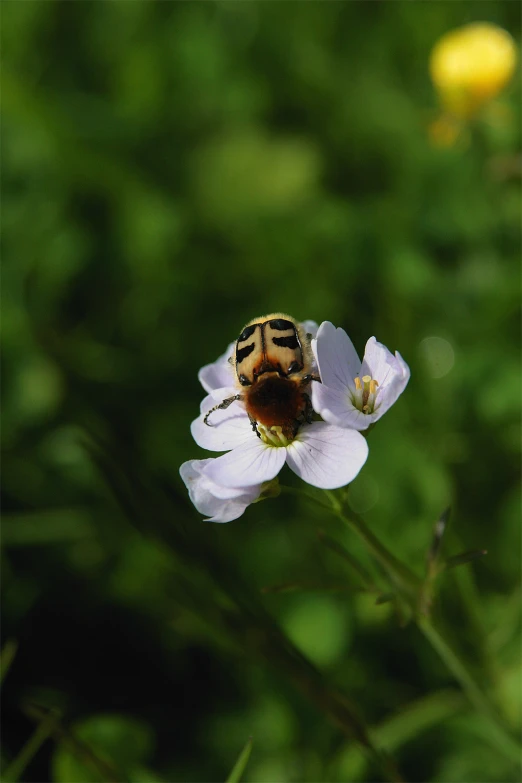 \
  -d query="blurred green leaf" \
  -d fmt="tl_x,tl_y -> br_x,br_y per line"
2,509 -> 93,546
282,594 -> 351,668
335,690 -> 465,780
261,581 -> 355,594
0,639 -> 18,685
52,714 -> 153,783
192,130 -> 321,225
